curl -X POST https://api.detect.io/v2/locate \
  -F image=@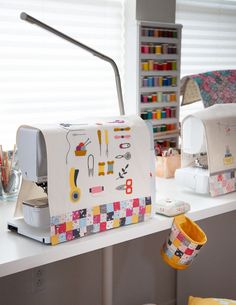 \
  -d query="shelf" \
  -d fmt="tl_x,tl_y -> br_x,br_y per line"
141,71 -> 177,76
140,102 -> 178,109
141,37 -> 178,44
141,86 -> 178,93
153,129 -> 179,140
140,54 -> 178,60
138,22 -> 182,150
147,118 -> 178,125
